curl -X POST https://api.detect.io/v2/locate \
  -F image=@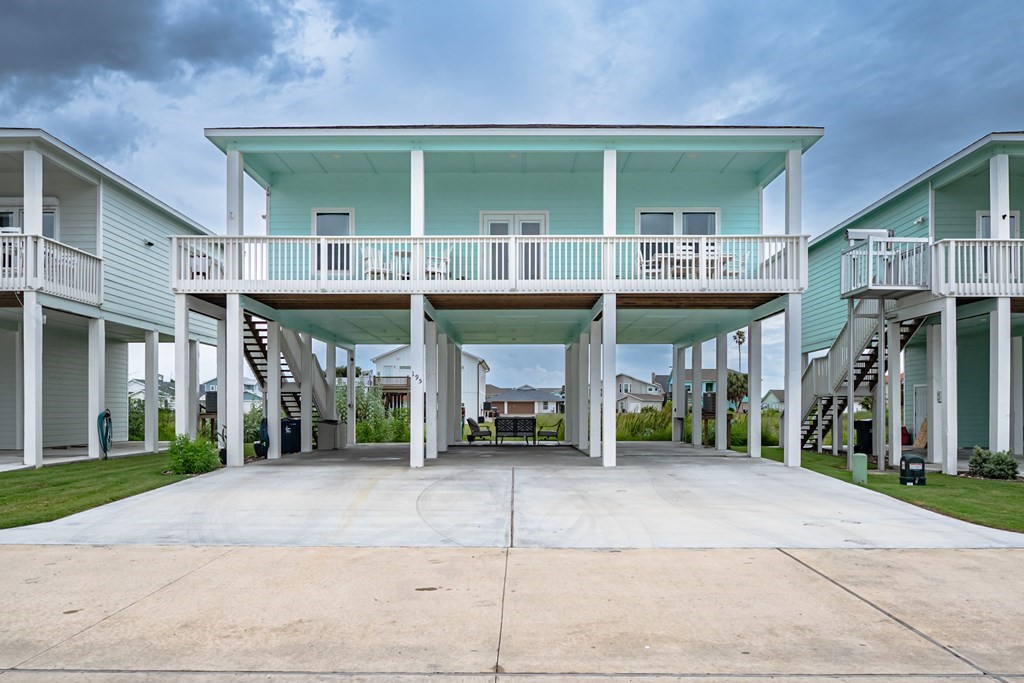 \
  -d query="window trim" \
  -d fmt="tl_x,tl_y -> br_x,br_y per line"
479,211 -> 550,235
0,197 -> 60,239
635,207 -> 721,236
976,210 -> 1020,239
311,207 -> 356,236
311,207 -> 355,274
